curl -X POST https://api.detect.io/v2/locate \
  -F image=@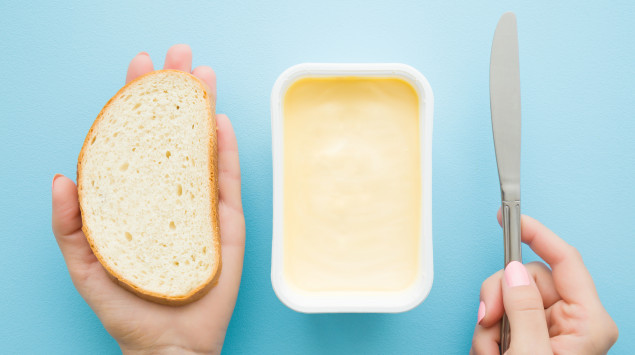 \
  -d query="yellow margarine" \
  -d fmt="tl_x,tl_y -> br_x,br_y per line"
283,77 -> 421,292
